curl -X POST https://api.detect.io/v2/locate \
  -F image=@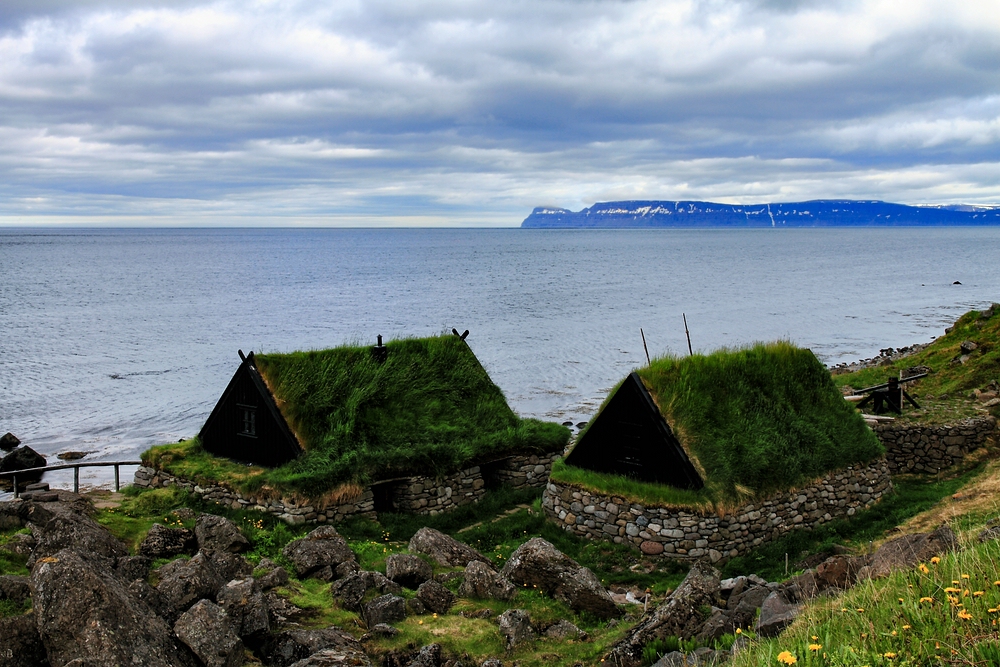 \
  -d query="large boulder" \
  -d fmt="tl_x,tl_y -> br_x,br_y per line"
815,554 -> 867,591
0,613 -> 48,667
385,553 -> 433,589
25,496 -> 128,568
31,548 -> 196,667
416,580 -> 455,614
0,446 -> 45,474
0,575 -> 32,607
204,548 -> 253,584
458,561 -> 516,601
607,561 -> 721,667
756,590 -> 802,638
0,433 -> 20,452
283,526 -> 357,580
155,552 -> 226,622
173,599 -> 244,667
857,524 -> 958,581
404,643 -> 442,667
497,609 -> 536,650
217,577 -> 270,642
289,647 -> 373,667
263,627 -> 366,667
331,571 -> 402,612
363,594 -> 407,627
499,537 -> 619,619
140,523 -> 197,559
195,513 -> 250,553
408,527 -> 493,569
